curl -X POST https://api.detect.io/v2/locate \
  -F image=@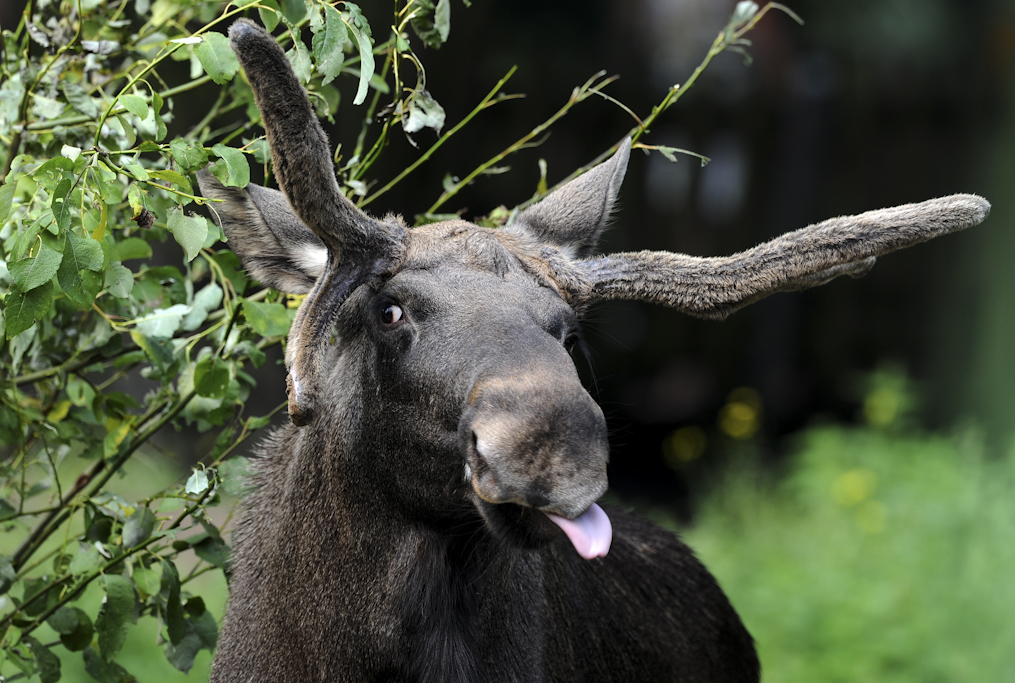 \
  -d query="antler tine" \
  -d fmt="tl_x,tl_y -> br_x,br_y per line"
228,20 -> 398,256
573,194 -> 990,319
